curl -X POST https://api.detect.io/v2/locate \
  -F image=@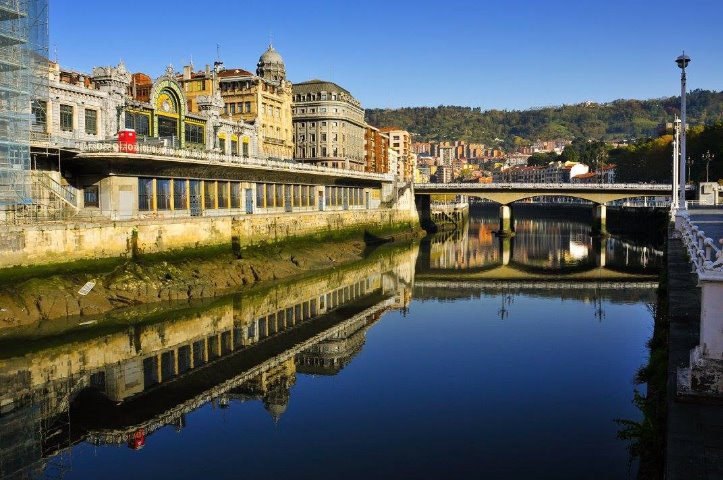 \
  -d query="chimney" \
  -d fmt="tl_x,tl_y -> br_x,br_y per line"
183,65 -> 192,80
205,64 -> 210,76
